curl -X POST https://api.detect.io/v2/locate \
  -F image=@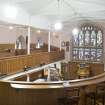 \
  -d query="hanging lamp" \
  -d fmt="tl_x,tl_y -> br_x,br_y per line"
54,0 -> 63,30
